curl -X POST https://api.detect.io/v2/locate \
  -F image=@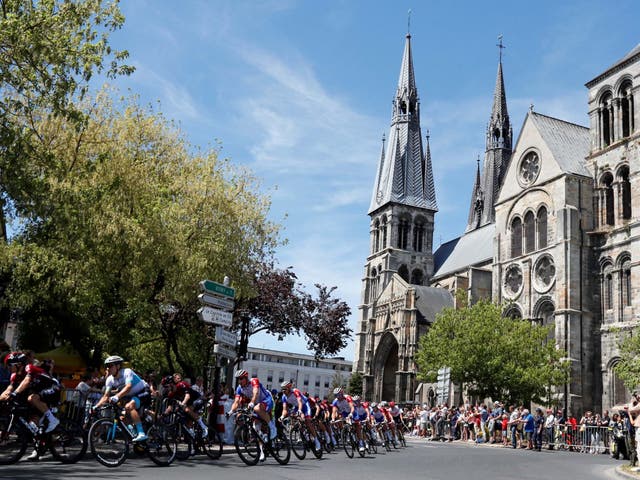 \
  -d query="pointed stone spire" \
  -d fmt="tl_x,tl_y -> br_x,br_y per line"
466,155 -> 483,232
369,32 -> 437,214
